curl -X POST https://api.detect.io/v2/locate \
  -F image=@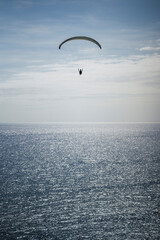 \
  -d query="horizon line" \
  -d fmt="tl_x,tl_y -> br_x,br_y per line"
0,121 -> 160,125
